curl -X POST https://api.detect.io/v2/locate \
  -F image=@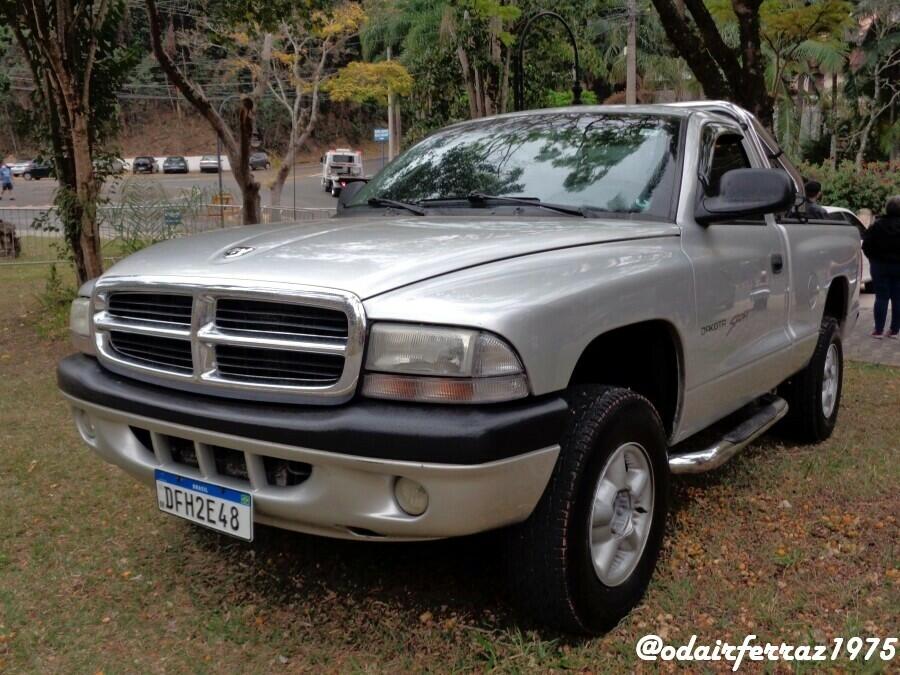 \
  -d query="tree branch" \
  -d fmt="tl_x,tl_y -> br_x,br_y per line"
145,0 -> 237,156
649,0 -> 732,99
